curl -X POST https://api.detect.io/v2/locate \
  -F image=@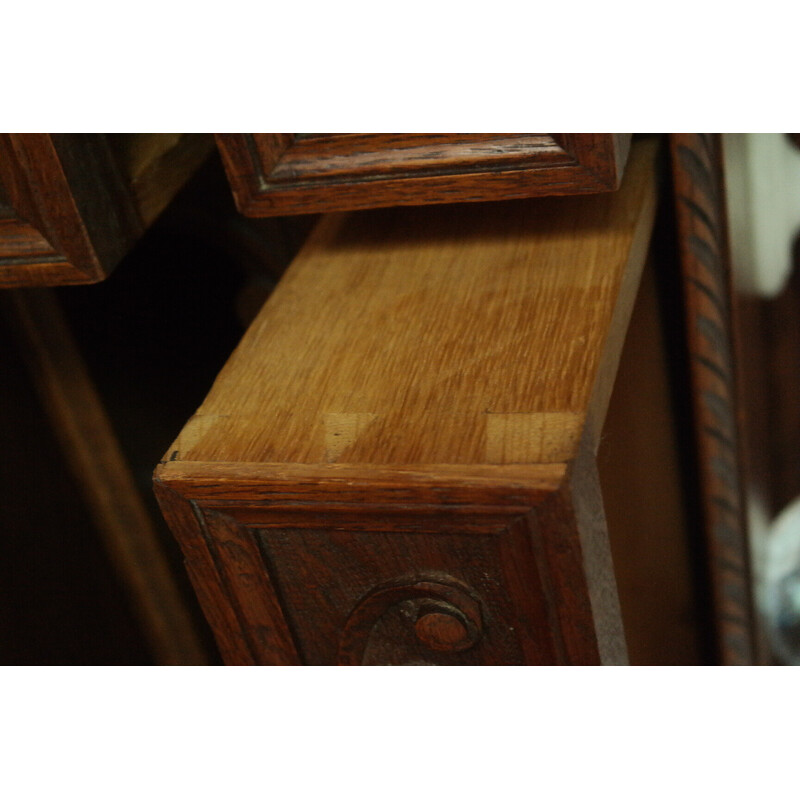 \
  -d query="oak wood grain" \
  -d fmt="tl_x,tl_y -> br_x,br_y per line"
174,139 -> 656,472
156,138 -> 658,664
